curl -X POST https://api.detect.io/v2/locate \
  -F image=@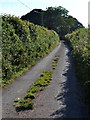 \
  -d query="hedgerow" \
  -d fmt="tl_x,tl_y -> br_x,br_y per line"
65,28 -> 90,114
2,14 -> 59,86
